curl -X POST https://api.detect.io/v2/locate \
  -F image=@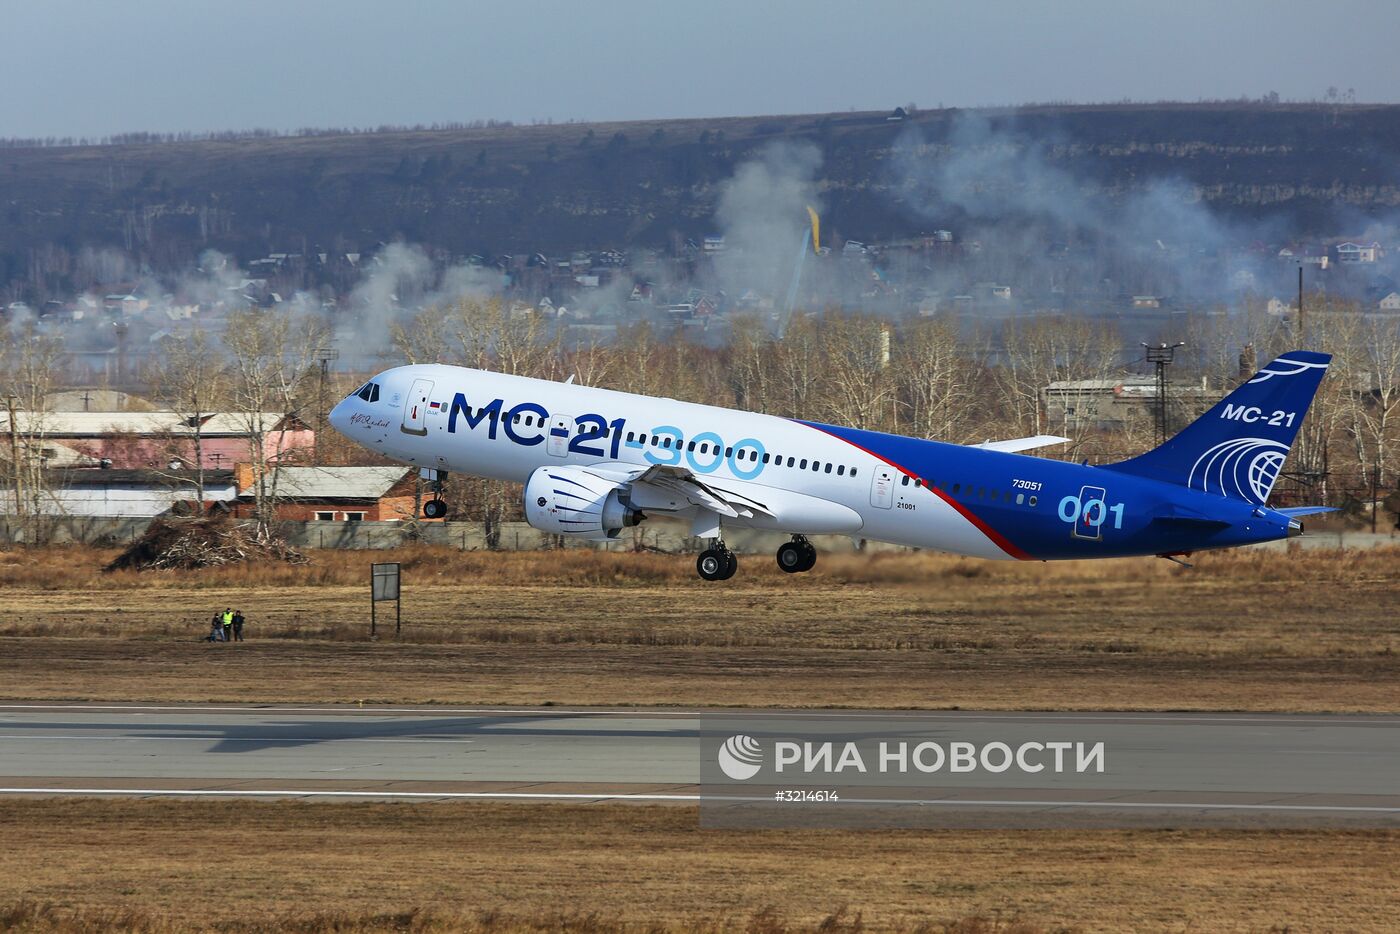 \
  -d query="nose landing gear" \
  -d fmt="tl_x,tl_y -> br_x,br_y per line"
776,535 -> 817,573
421,470 -> 449,519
